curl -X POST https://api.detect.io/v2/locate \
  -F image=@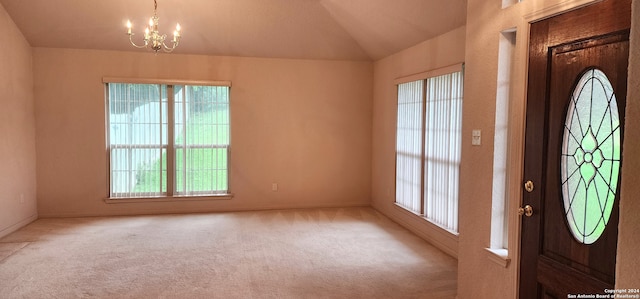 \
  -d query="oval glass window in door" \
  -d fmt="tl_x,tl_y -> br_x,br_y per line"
561,68 -> 621,245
